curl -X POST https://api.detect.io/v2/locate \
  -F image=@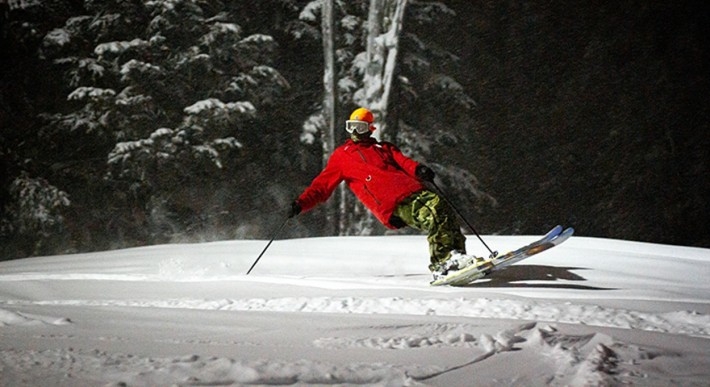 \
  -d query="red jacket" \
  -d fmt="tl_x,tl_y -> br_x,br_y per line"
297,138 -> 424,229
